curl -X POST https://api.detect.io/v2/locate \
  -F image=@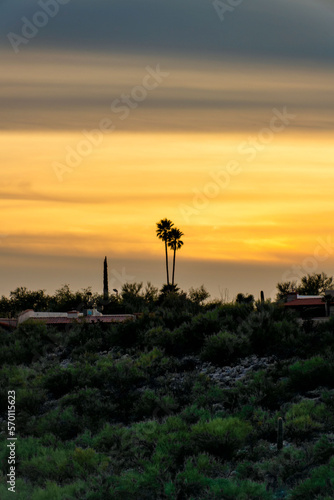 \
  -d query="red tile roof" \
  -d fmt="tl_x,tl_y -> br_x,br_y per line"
285,298 -> 325,307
